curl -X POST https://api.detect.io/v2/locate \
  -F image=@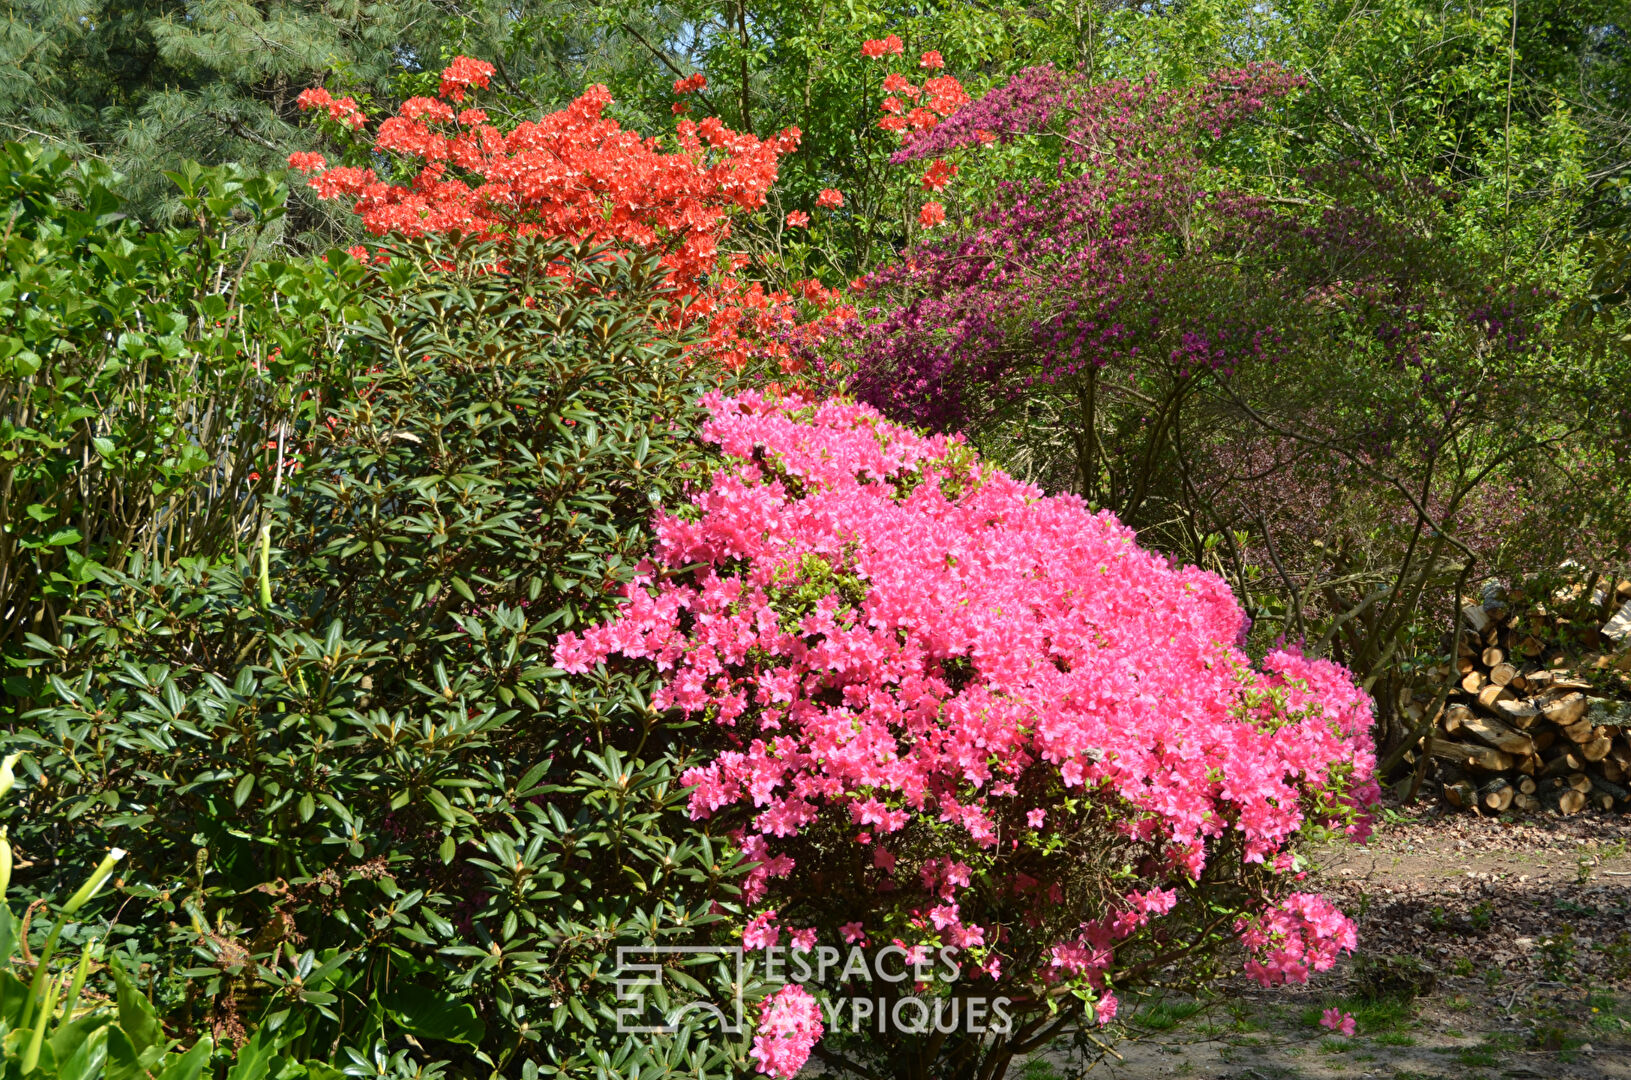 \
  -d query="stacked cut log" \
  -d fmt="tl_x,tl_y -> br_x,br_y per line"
1413,579 -> 1631,816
